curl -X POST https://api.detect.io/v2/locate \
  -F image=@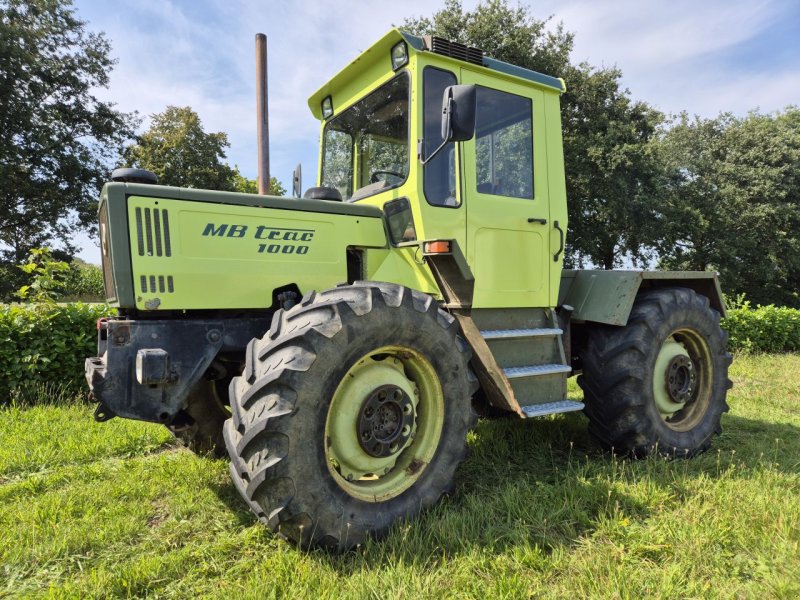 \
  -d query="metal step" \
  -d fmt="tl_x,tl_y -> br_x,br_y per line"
521,400 -> 585,418
504,364 -> 572,379
480,327 -> 562,340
